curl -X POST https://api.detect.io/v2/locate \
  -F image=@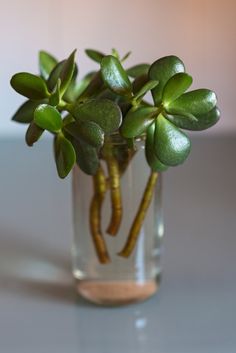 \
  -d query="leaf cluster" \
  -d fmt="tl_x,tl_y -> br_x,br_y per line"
11,49 -> 220,177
